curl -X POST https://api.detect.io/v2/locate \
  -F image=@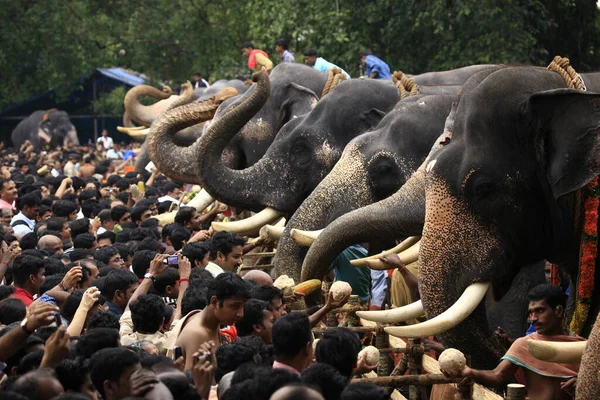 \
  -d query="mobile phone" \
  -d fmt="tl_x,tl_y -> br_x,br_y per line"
173,346 -> 183,360
167,255 -> 179,265
54,312 -> 62,328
